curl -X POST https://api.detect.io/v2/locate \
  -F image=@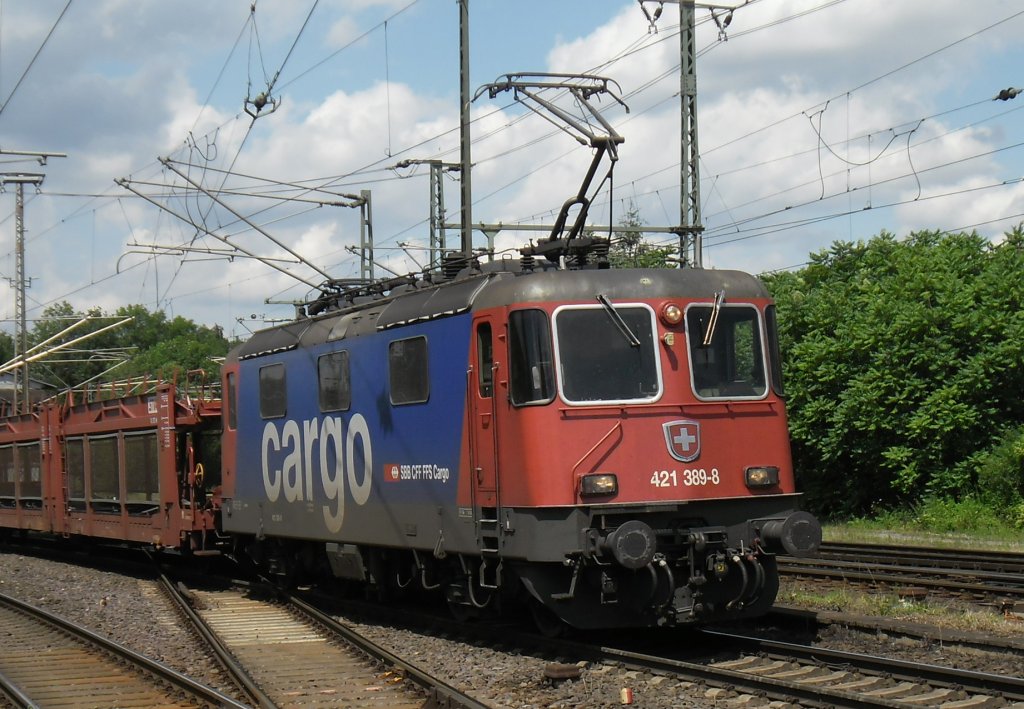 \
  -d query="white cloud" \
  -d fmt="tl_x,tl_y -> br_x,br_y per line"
2,0 -> 1021,330
325,17 -> 363,49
